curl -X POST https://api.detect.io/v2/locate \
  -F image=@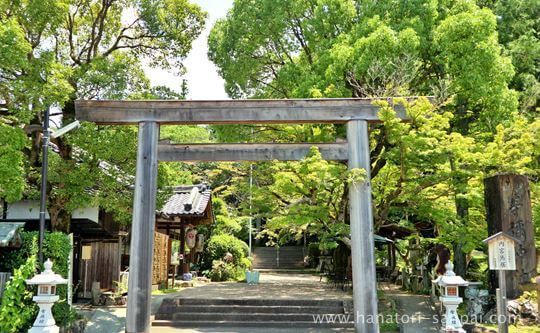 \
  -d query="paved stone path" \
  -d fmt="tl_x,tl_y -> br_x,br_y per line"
80,277 -> 440,332
381,284 -> 440,333
79,273 -> 353,333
